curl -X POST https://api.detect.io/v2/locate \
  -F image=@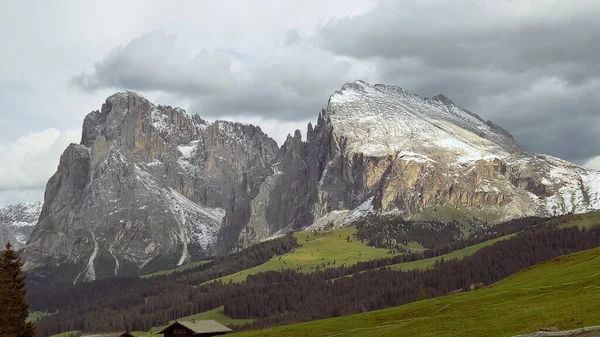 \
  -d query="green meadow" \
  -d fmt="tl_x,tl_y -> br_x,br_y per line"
230,246 -> 600,337
210,226 -> 415,284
